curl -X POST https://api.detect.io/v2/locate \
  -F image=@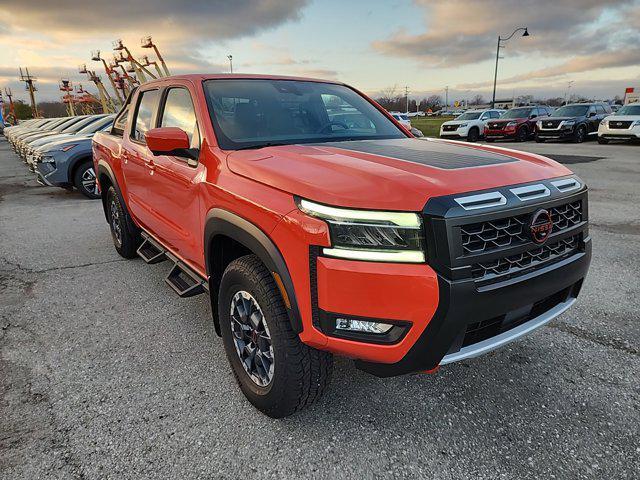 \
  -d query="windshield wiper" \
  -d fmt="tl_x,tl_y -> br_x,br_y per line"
235,142 -> 291,151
